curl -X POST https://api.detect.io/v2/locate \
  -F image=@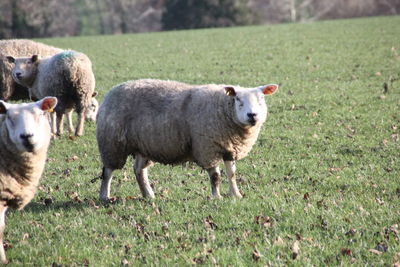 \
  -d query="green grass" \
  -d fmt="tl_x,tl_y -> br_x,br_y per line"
5,16 -> 400,266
